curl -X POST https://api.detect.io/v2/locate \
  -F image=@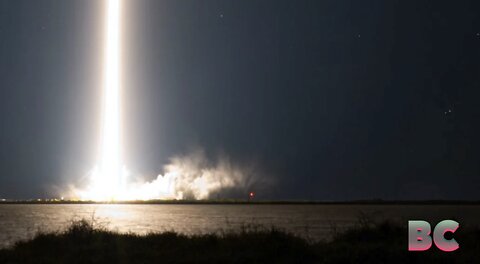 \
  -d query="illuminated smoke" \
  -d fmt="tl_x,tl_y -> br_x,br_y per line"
70,150 -> 268,201
121,150 -> 255,200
